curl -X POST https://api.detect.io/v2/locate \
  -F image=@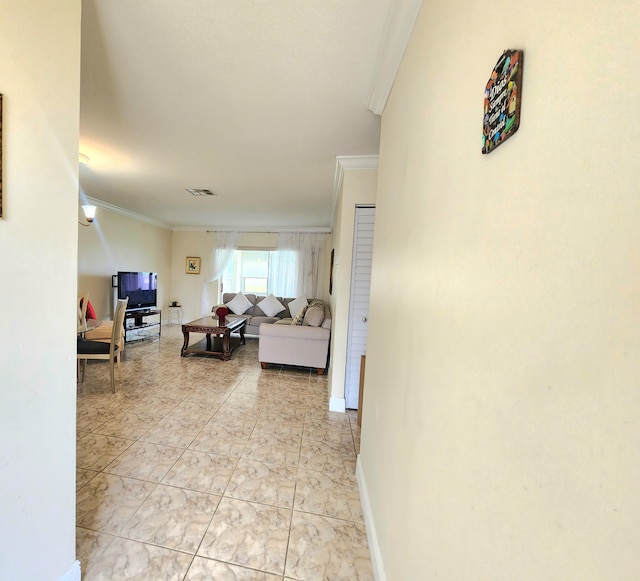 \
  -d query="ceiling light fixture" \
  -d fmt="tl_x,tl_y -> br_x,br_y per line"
187,188 -> 217,196
79,204 -> 97,226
